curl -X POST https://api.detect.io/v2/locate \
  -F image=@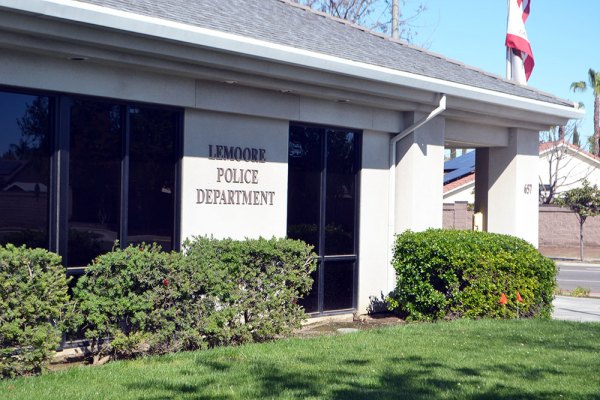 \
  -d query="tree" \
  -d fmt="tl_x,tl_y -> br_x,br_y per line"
573,124 -> 581,147
571,69 -> 600,156
292,0 -> 427,43
556,180 -> 600,261
538,121 -> 592,204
